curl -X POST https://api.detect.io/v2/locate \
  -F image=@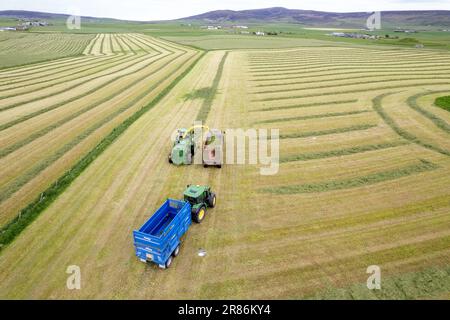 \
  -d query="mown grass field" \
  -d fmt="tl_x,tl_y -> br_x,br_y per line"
0,32 -> 95,68
0,30 -> 449,299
